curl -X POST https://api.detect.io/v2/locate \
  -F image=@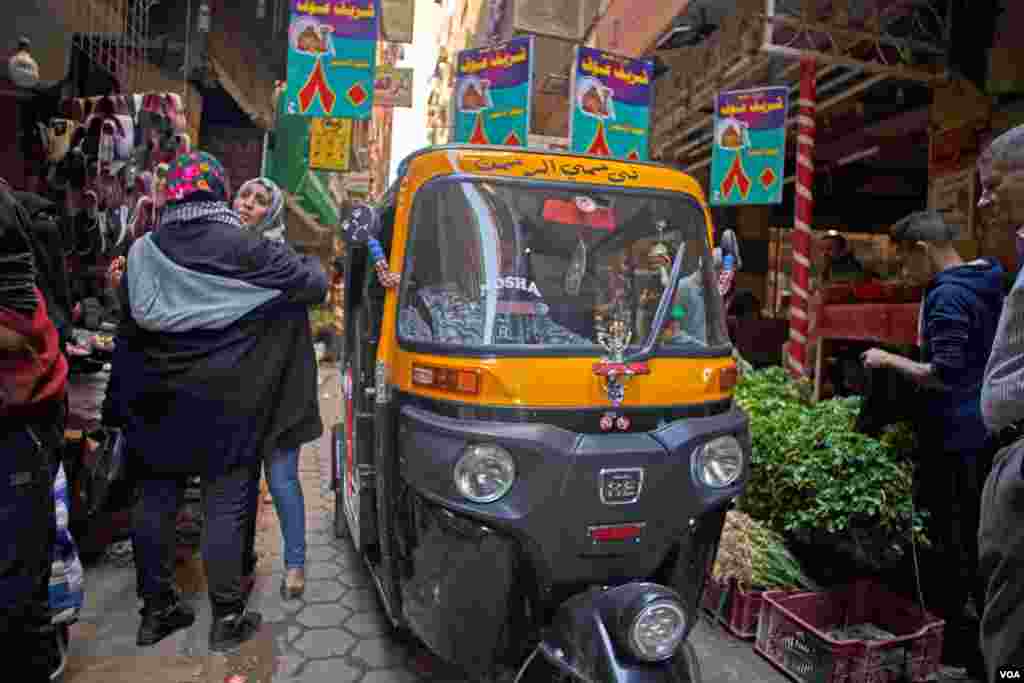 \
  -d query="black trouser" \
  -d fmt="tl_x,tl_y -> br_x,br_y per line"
980,438 -> 1024,681
917,443 -> 993,671
133,462 -> 258,619
0,420 -> 58,682
243,462 -> 261,576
